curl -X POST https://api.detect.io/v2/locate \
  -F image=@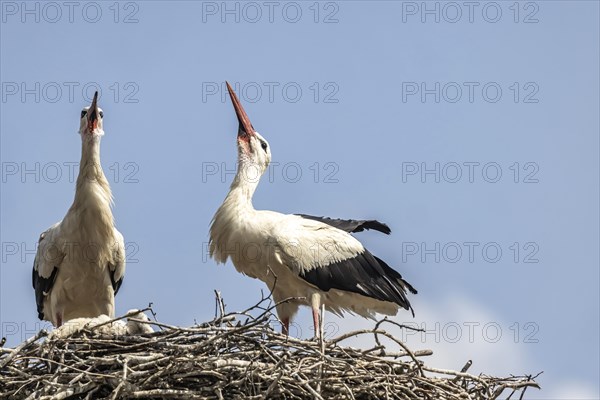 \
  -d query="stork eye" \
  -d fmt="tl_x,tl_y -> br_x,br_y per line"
260,140 -> 268,151
81,110 -> 87,118
99,111 -> 104,118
